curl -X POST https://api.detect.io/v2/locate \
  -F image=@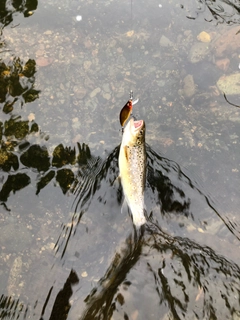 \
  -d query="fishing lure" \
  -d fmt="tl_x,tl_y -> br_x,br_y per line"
120,99 -> 133,128
119,91 -> 139,128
